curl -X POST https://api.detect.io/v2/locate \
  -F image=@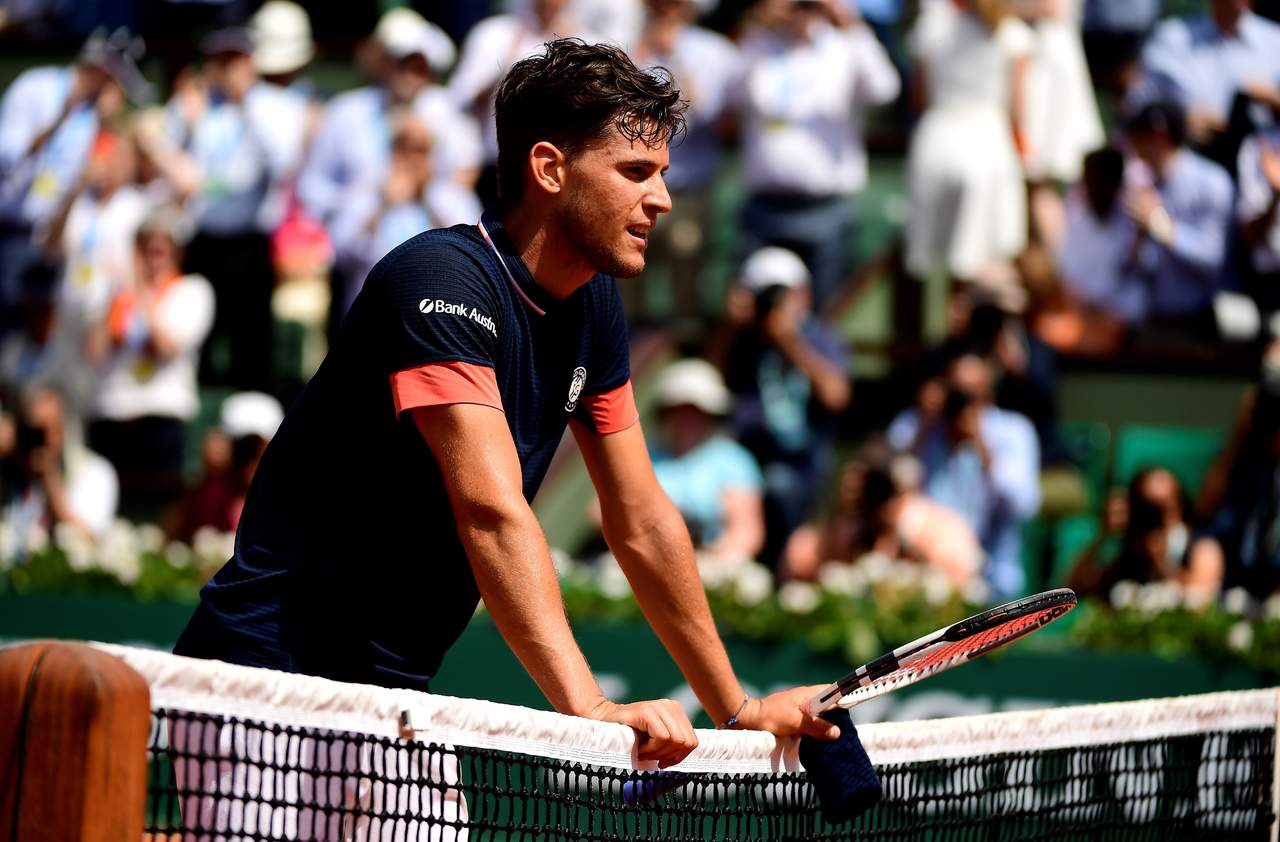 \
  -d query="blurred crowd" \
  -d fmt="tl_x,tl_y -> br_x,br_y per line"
6,0 -> 1280,611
